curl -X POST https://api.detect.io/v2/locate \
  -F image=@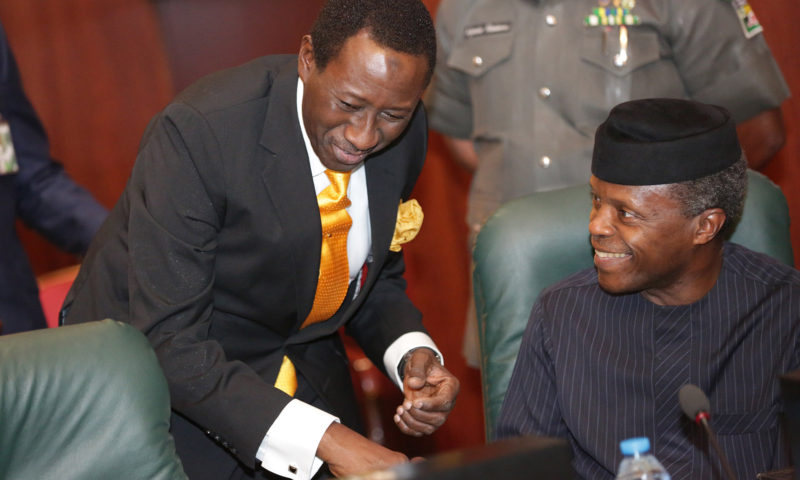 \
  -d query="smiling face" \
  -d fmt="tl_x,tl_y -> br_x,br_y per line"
297,29 -> 429,172
588,175 -> 724,305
